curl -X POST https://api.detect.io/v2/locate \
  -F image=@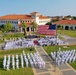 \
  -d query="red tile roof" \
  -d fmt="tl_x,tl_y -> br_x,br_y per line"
0,12 -> 50,20
39,15 -> 50,19
54,20 -> 76,25
0,14 -> 33,20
